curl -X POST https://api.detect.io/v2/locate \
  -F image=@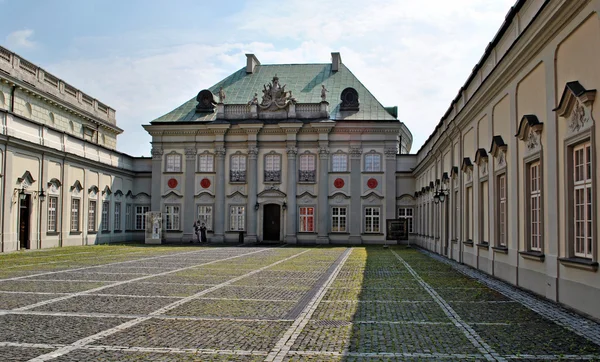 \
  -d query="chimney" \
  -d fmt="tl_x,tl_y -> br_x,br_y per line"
246,54 -> 260,74
331,52 -> 342,72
